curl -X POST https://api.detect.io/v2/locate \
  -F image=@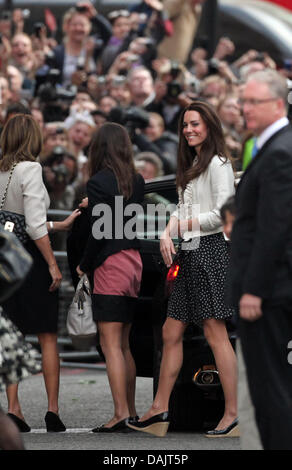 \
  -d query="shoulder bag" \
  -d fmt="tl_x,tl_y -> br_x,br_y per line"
66,274 -> 97,351
0,226 -> 32,303
0,163 -> 30,244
